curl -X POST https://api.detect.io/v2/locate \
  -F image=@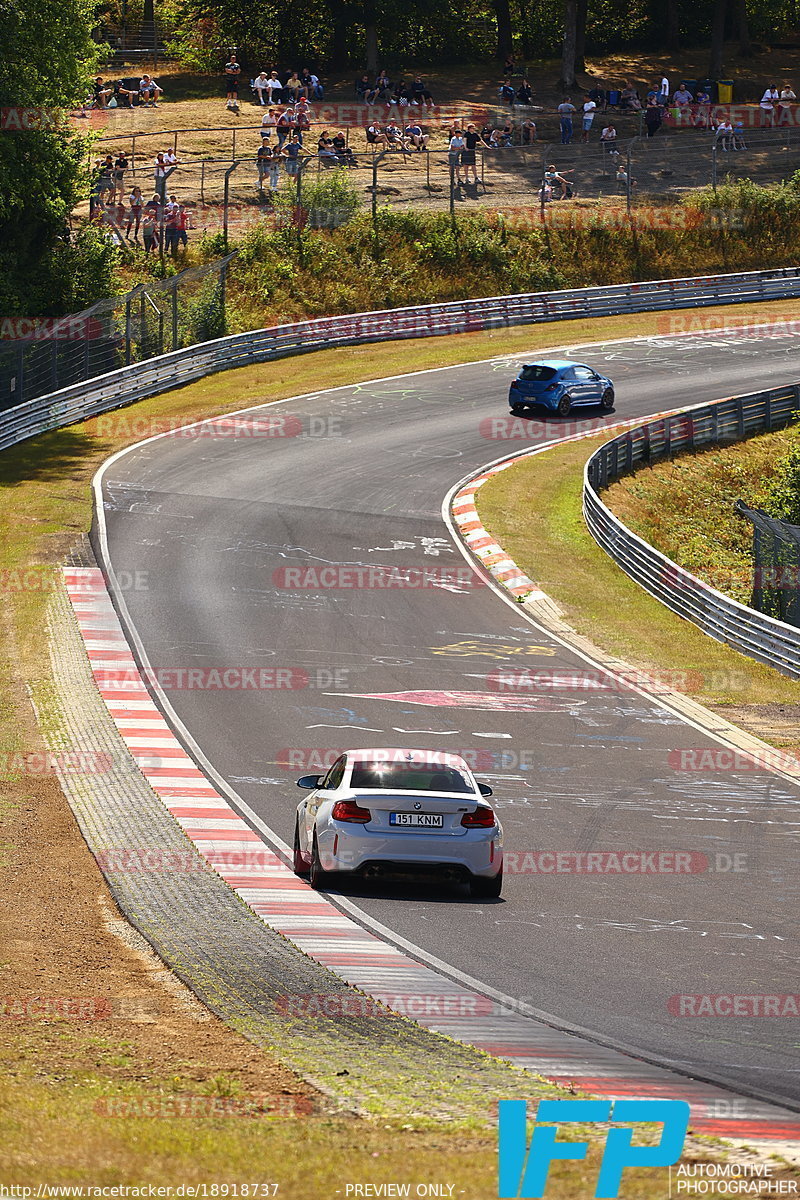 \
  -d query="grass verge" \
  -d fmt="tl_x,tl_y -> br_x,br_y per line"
2,300 -> 798,1187
477,430 -> 800,752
